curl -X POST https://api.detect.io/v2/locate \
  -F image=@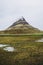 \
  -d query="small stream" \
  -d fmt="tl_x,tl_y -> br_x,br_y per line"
0,44 -> 16,52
